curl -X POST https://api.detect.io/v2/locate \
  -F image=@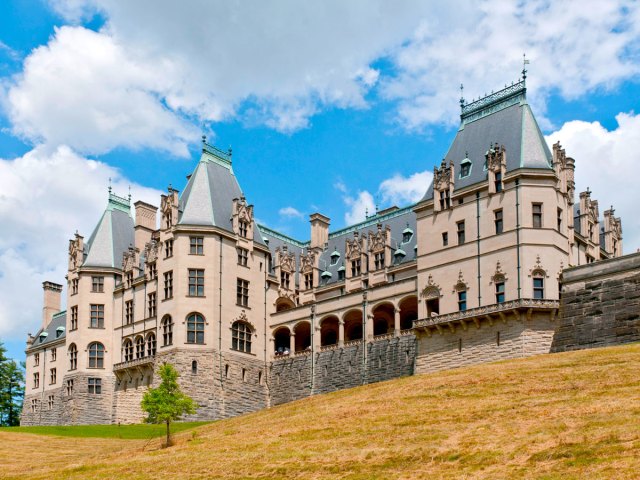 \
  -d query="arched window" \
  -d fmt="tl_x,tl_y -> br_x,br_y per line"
191,360 -> 198,374
123,339 -> 133,362
88,342 -> 104,368
135,336 -> 145,359
187,313 -> 205,344
146,333 -> 157,356
232,321 -> 252,353
161,315 -> 173,346
68,343 -> 78,370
